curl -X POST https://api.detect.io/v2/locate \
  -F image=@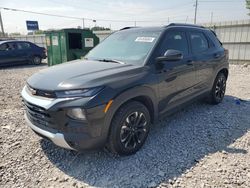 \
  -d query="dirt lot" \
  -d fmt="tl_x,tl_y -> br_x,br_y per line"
0,64 -> 250,188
